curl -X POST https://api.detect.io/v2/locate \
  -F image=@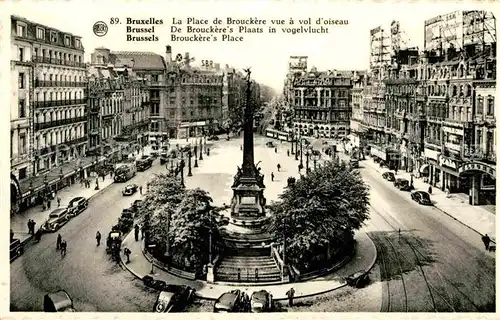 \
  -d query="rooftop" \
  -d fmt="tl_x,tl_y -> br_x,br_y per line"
111,51 -> 166,70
